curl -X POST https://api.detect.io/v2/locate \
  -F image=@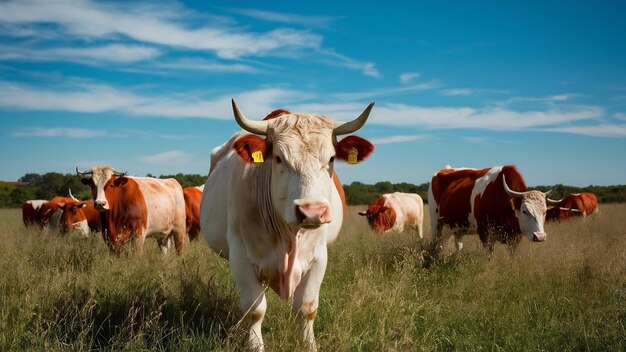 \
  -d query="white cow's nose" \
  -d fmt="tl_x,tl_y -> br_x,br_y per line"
533,232 -> 546,242
295,202 -> 331,225
95,200 -> 109,211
